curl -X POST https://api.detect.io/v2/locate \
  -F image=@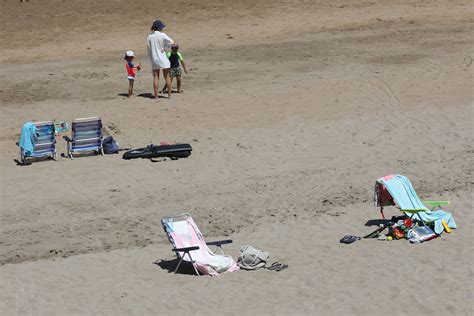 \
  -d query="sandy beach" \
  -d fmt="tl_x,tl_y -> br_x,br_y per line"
0,0 -> 473,314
